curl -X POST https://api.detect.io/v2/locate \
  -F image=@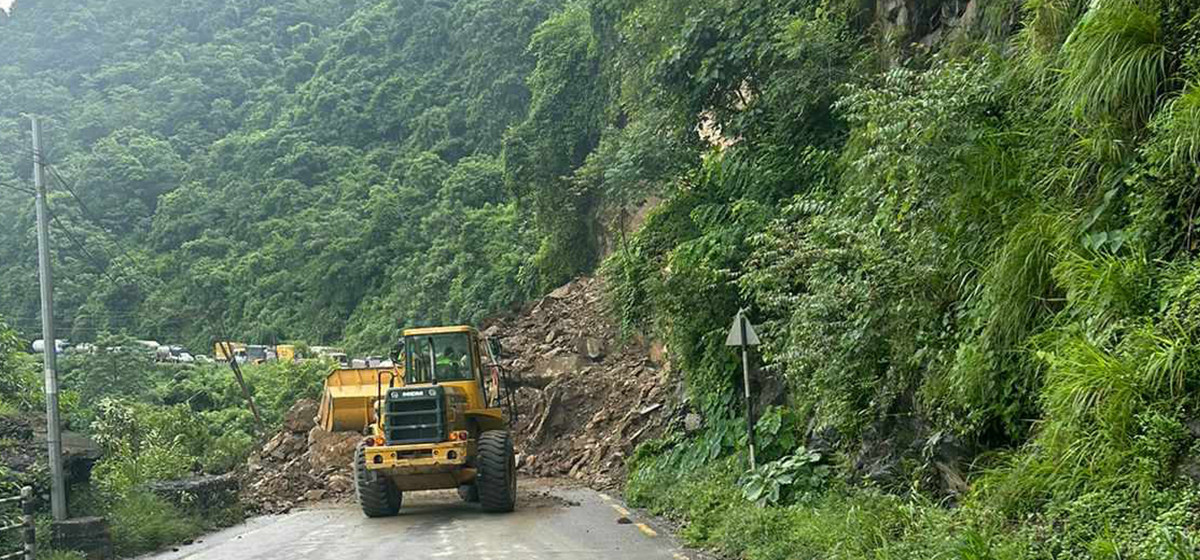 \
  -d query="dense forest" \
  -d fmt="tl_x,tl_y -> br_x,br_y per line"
0,0 -> 561,353
3,0 -> 1200,558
